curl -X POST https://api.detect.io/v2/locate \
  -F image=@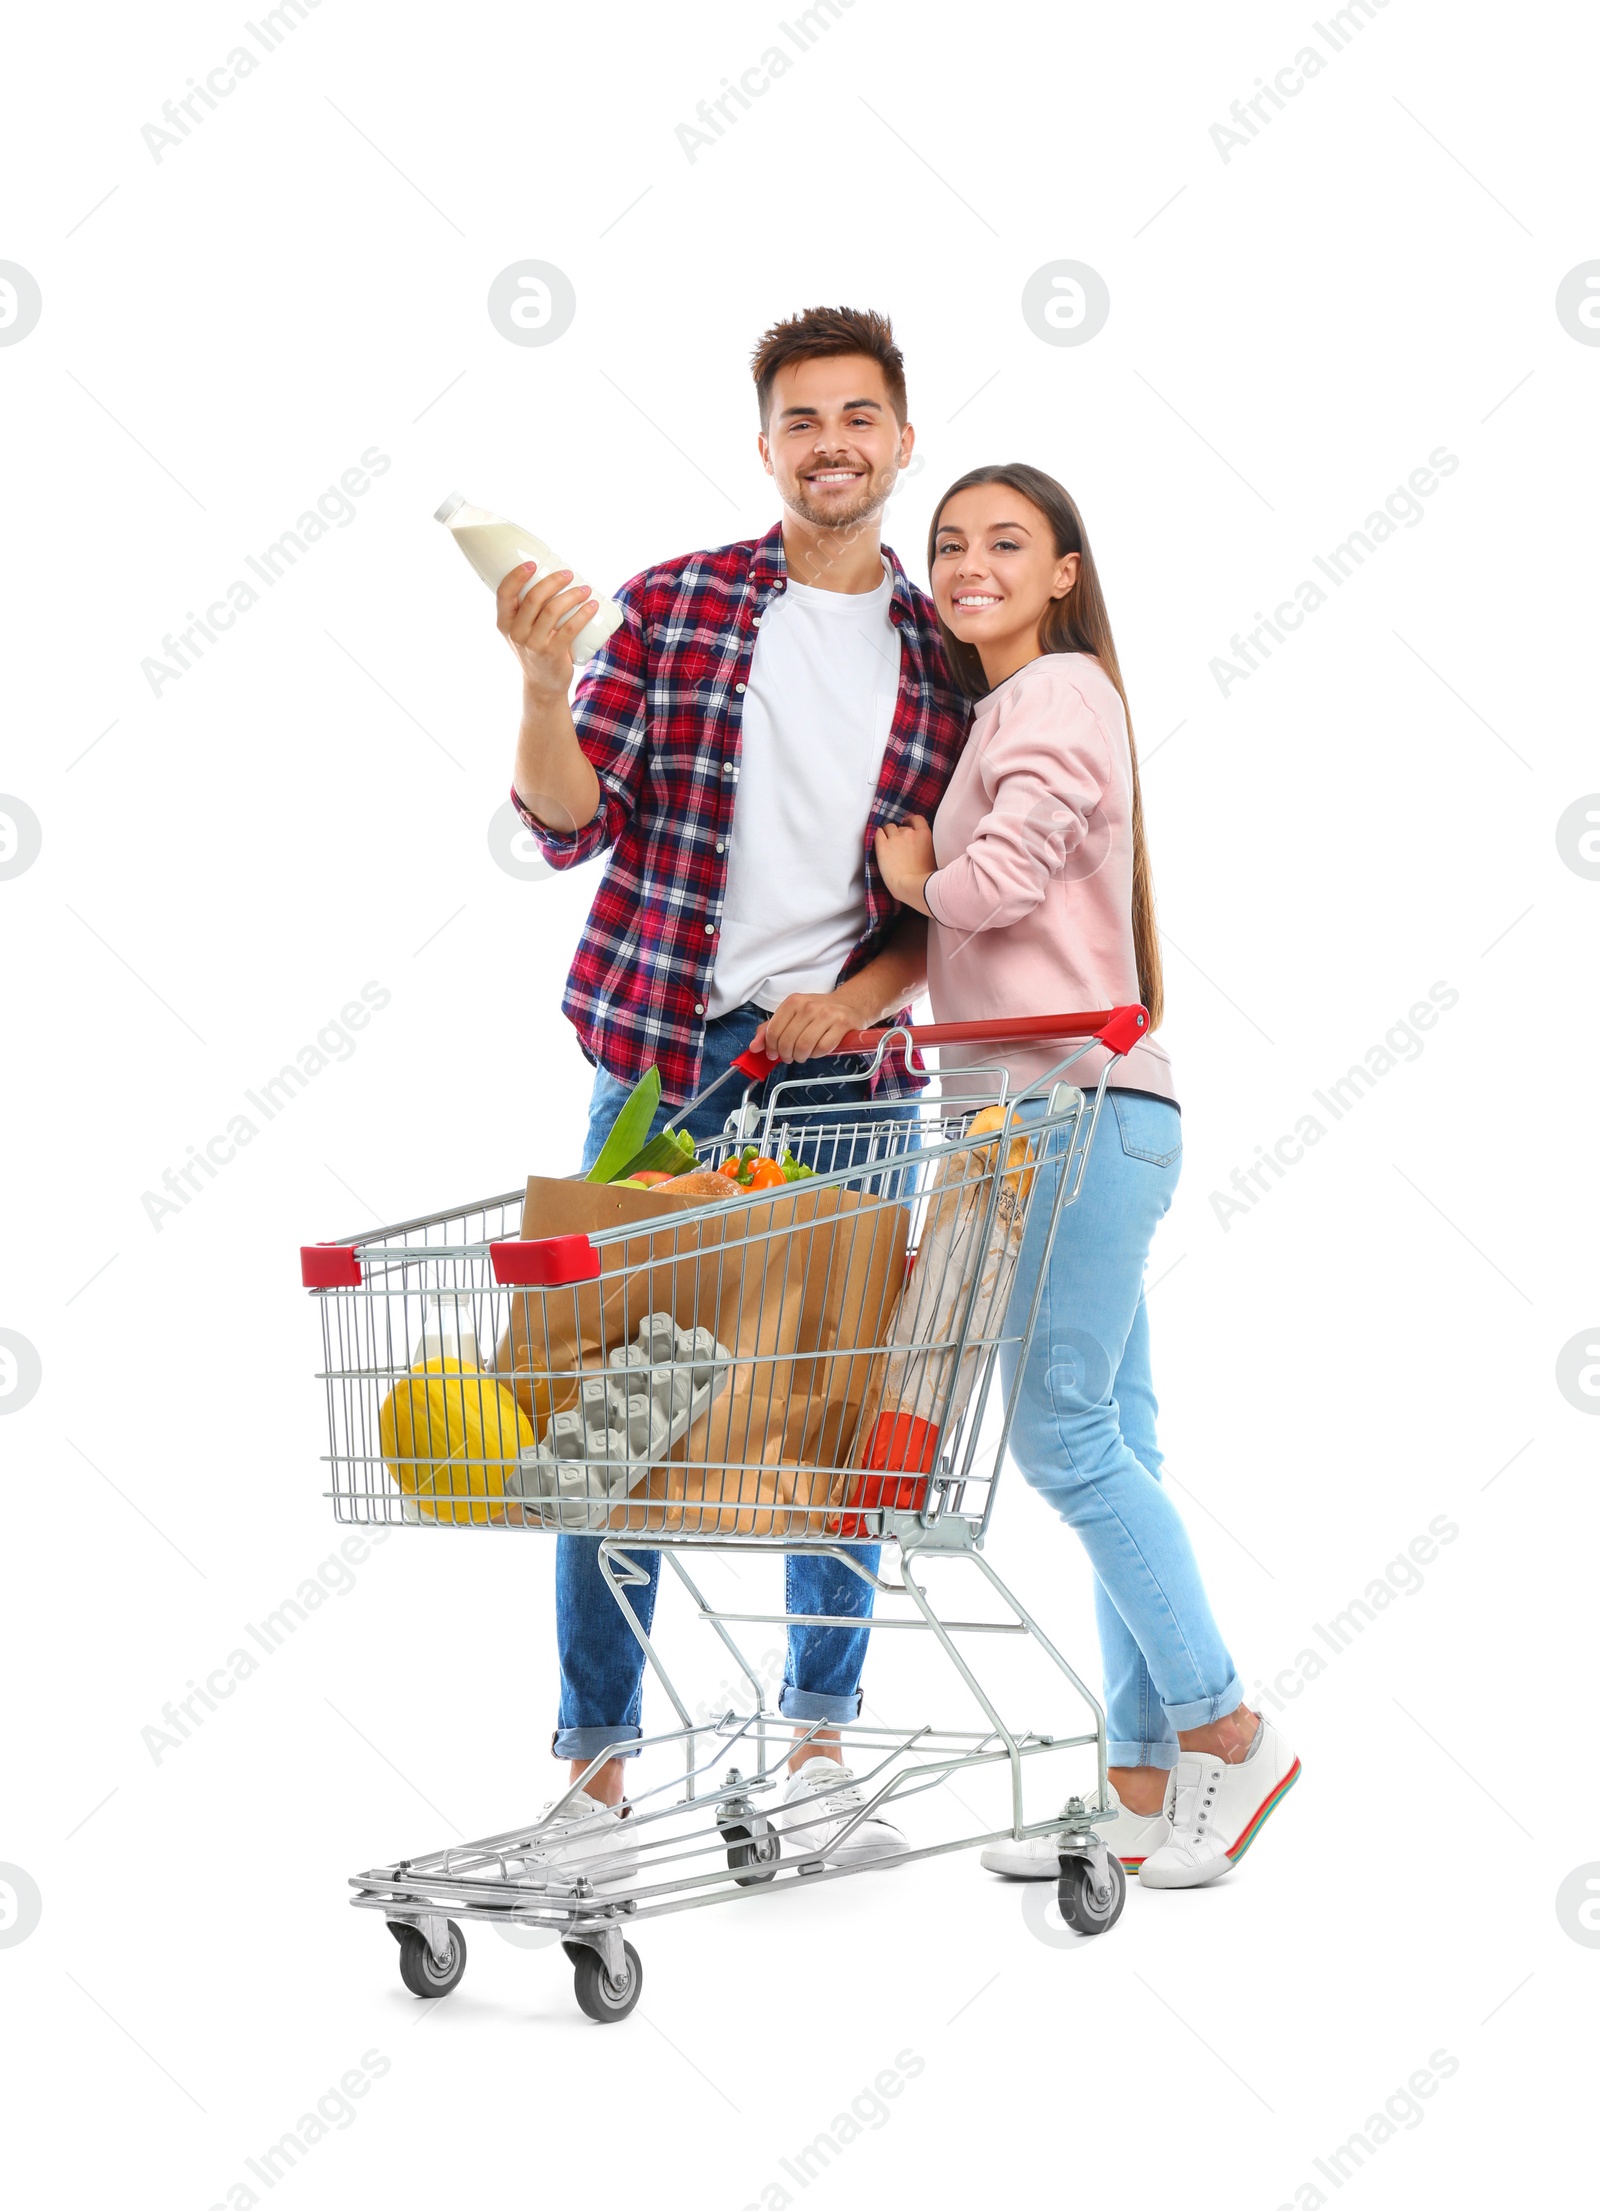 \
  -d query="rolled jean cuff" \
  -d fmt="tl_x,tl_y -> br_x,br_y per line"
551,1724 -> 644,1762
779,1686 -> 864,1725
1162,1674 -> 1246,1734
1109,1741 -> 1180,1771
